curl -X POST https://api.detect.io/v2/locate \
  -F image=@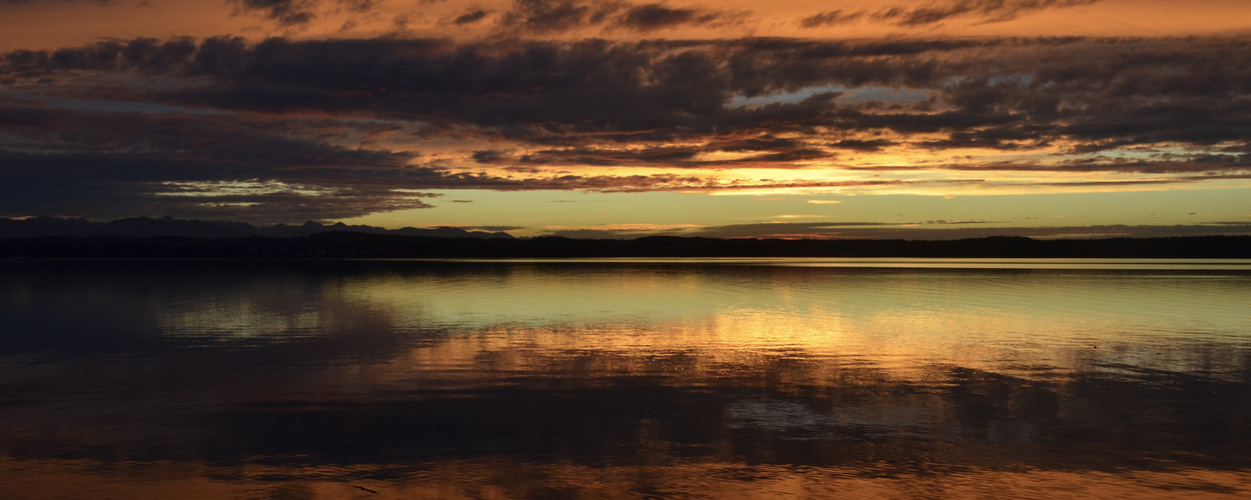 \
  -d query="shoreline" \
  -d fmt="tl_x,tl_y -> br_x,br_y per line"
2,233 -> 1250,259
